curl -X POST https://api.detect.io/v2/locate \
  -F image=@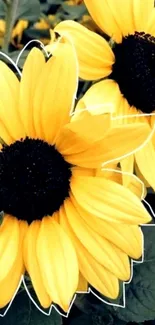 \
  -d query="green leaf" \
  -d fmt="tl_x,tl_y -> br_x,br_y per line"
0,290 -> 62,325
16,0 -> 41,22
9,50 -> 30,69
67,310 -> 114,325
61,3 -> 87,20
111,225 -> 155,323
47,0 -> 62,4
0,1 -> 5,19
24,27 -> 50,43
0,0 -> 41,22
